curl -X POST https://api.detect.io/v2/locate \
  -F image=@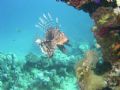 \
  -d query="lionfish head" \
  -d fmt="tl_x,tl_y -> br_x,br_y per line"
54,32 -> 69,45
